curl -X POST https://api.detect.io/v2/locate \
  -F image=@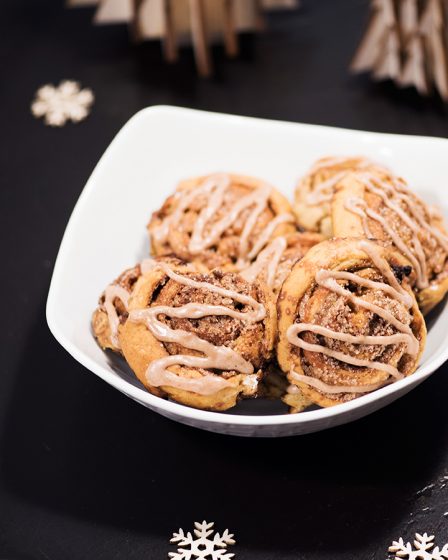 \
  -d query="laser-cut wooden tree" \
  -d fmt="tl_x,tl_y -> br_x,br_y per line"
351,0 -> 448,101
68,0 -> 299,77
